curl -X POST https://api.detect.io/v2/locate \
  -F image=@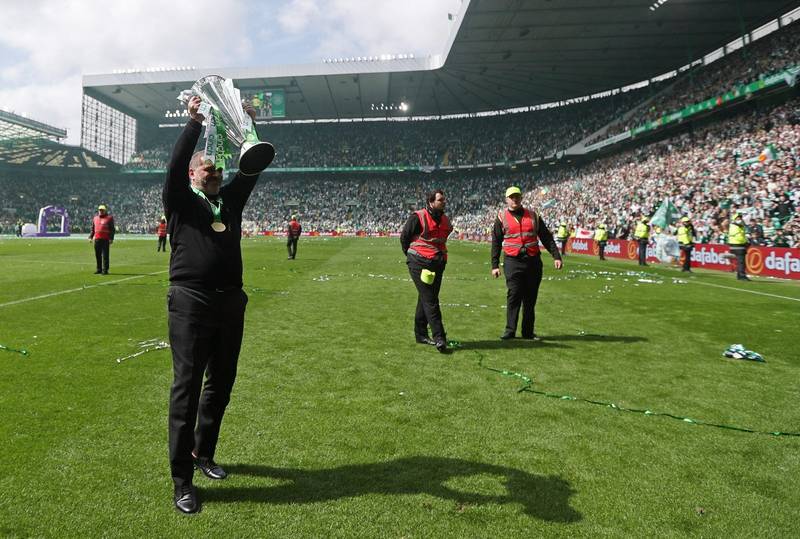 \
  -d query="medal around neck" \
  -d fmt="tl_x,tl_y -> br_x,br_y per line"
211,222 -> 227,232
191,187 -> 227,232
179,75 -> 275,175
